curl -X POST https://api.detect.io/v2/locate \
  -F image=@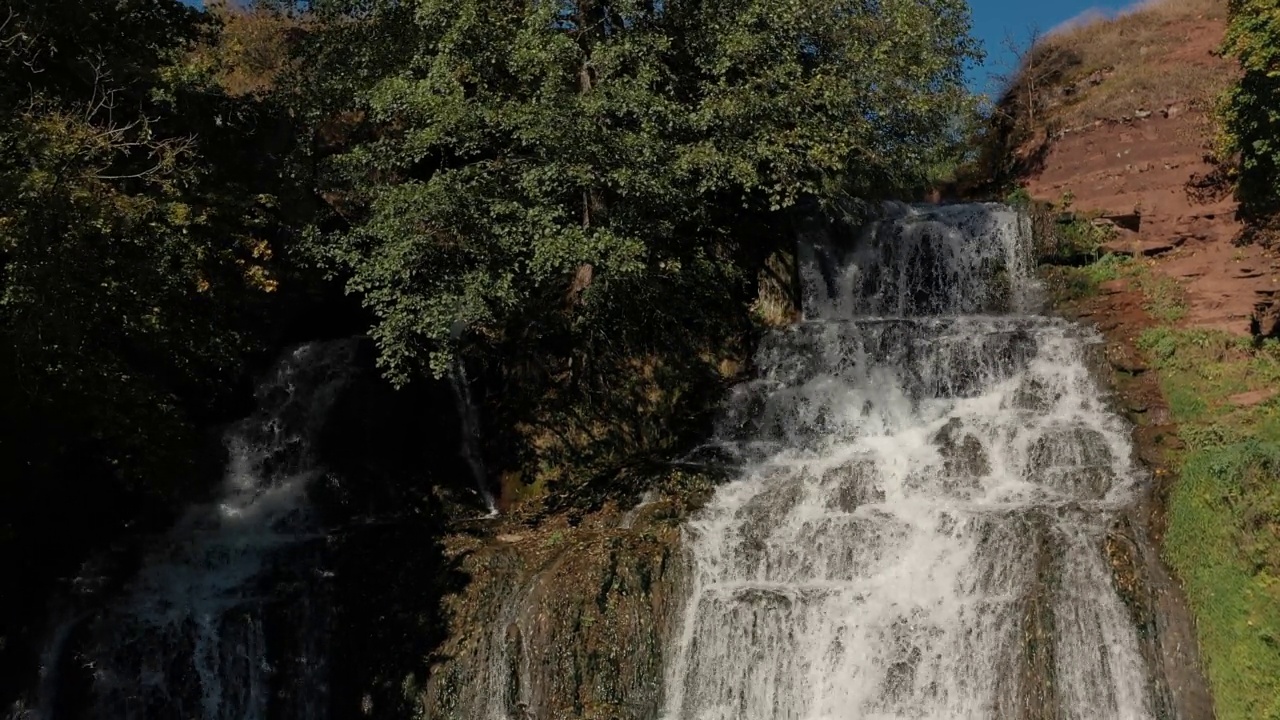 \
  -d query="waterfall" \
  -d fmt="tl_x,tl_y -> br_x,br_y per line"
33,340 -> 358,720
448,358 -> 498,514
662,203 -> 1158,719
